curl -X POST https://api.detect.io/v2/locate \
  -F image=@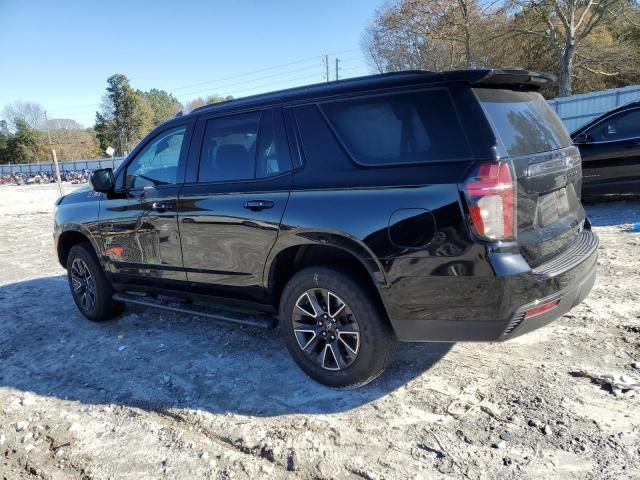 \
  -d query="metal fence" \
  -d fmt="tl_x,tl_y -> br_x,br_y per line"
548,85 -> 640,132
0,157 -> 126,175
